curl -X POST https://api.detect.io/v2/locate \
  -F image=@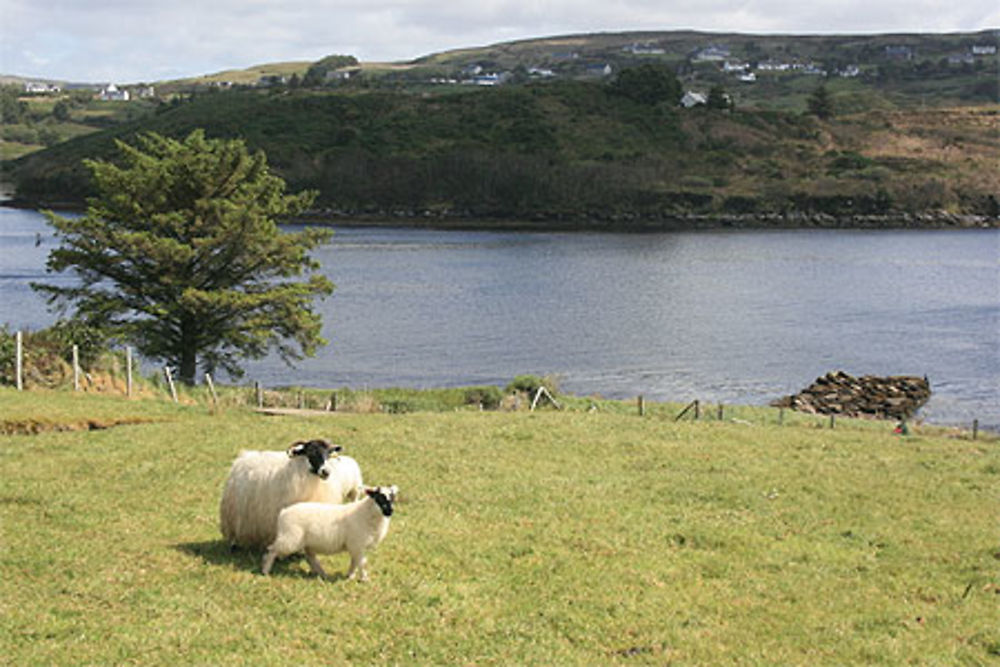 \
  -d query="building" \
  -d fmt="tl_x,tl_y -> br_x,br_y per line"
98,84 -> 129,101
